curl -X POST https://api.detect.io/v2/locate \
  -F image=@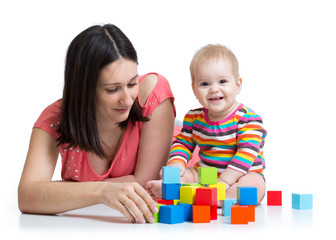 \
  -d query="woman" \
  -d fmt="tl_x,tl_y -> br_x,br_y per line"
18,24 -> 176,224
